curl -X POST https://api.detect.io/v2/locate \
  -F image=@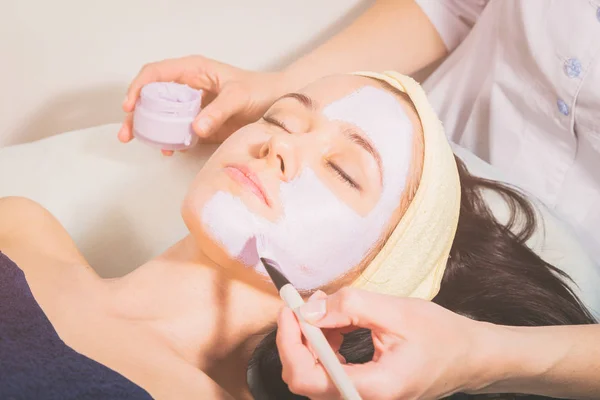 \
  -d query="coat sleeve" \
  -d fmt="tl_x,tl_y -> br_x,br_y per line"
414,0 -> 490,52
